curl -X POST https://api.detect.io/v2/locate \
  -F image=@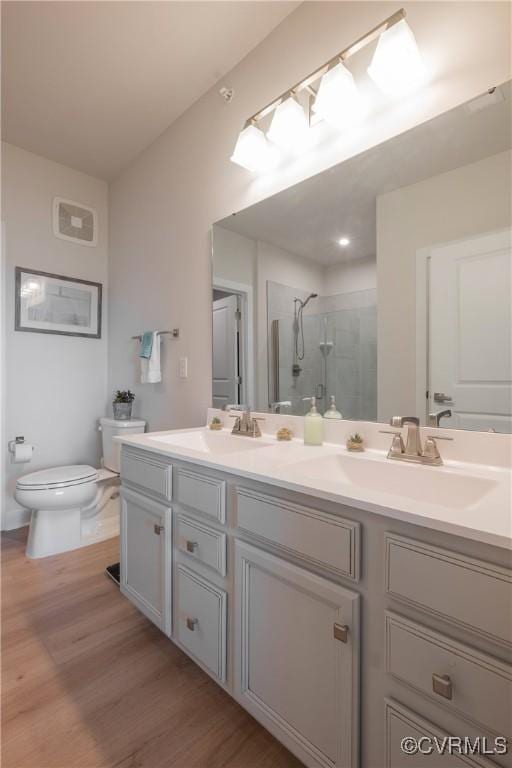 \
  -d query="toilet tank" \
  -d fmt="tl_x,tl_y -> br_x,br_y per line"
99,417 -> 146,473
